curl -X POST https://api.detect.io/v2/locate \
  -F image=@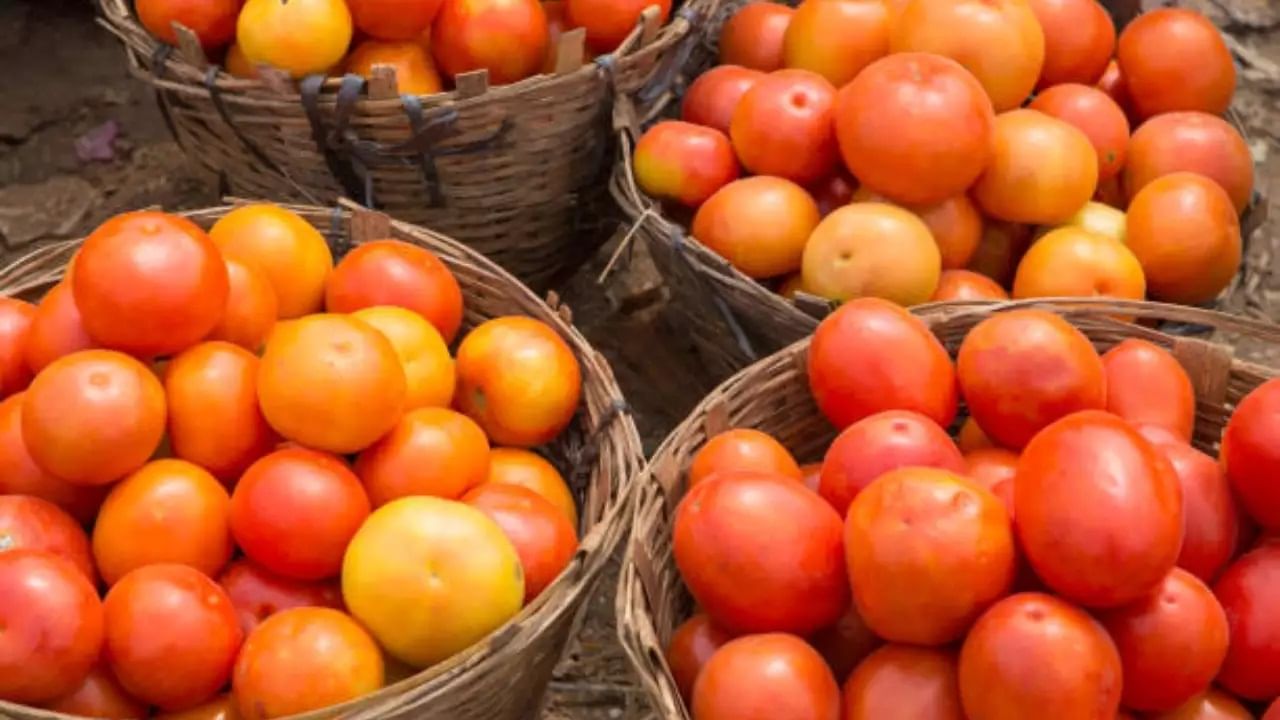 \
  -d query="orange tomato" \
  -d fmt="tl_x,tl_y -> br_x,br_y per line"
931,270 -> 1008,302
853,188 -> 984,271
666,614 -> 735,704
719,3 -> 794,71
782,0 -> 889,88
633,121 -> 741,208
565,0 -> 670,54
454,317 -> 581,447
207,257 -> 277,352
232,607 -> 384,719
463,483 -> 578,602
689,428 -> 802,487
352,306 -> 455,411
1011,226 -> 1145,302
486,447 -> 577,528
963,448 -> 1017,515
842,645 -> 964,720
22,350 -> 166,486
1028,0 -> 1115,89
257,314 -> 406,454
1116,8 -> 1236,119
136,0 -> 239,50
348,0 -> 443,40
1124,111 -> 1255,214
0,298 -> 34,399
224,43 -> 258,79
355,407 -> 491,506
153,694 -> 240,720
209,204 -> 334,319
800,202 -> 941,305
693,634 -> 840,720
1125,172 -> 1241,305
730,69 -> 837,185
0,394 -> 104,523
42,663 -> 148,719
72,211 -> 228,357
342,496 -> 525,668
1029,83 -> 1130,182
1102,338 -> 1195,441
237,0 -> 354,78
891,0 -> 1045,111
432,0 -> 550,83
25,281 -> 97,374
692,176 -> 821,279
325,239 -> 463,343
681,65 -> 764,136
345,39 -> 444,94
1149,689 -> 1255,720
973,109 -> 1099,225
